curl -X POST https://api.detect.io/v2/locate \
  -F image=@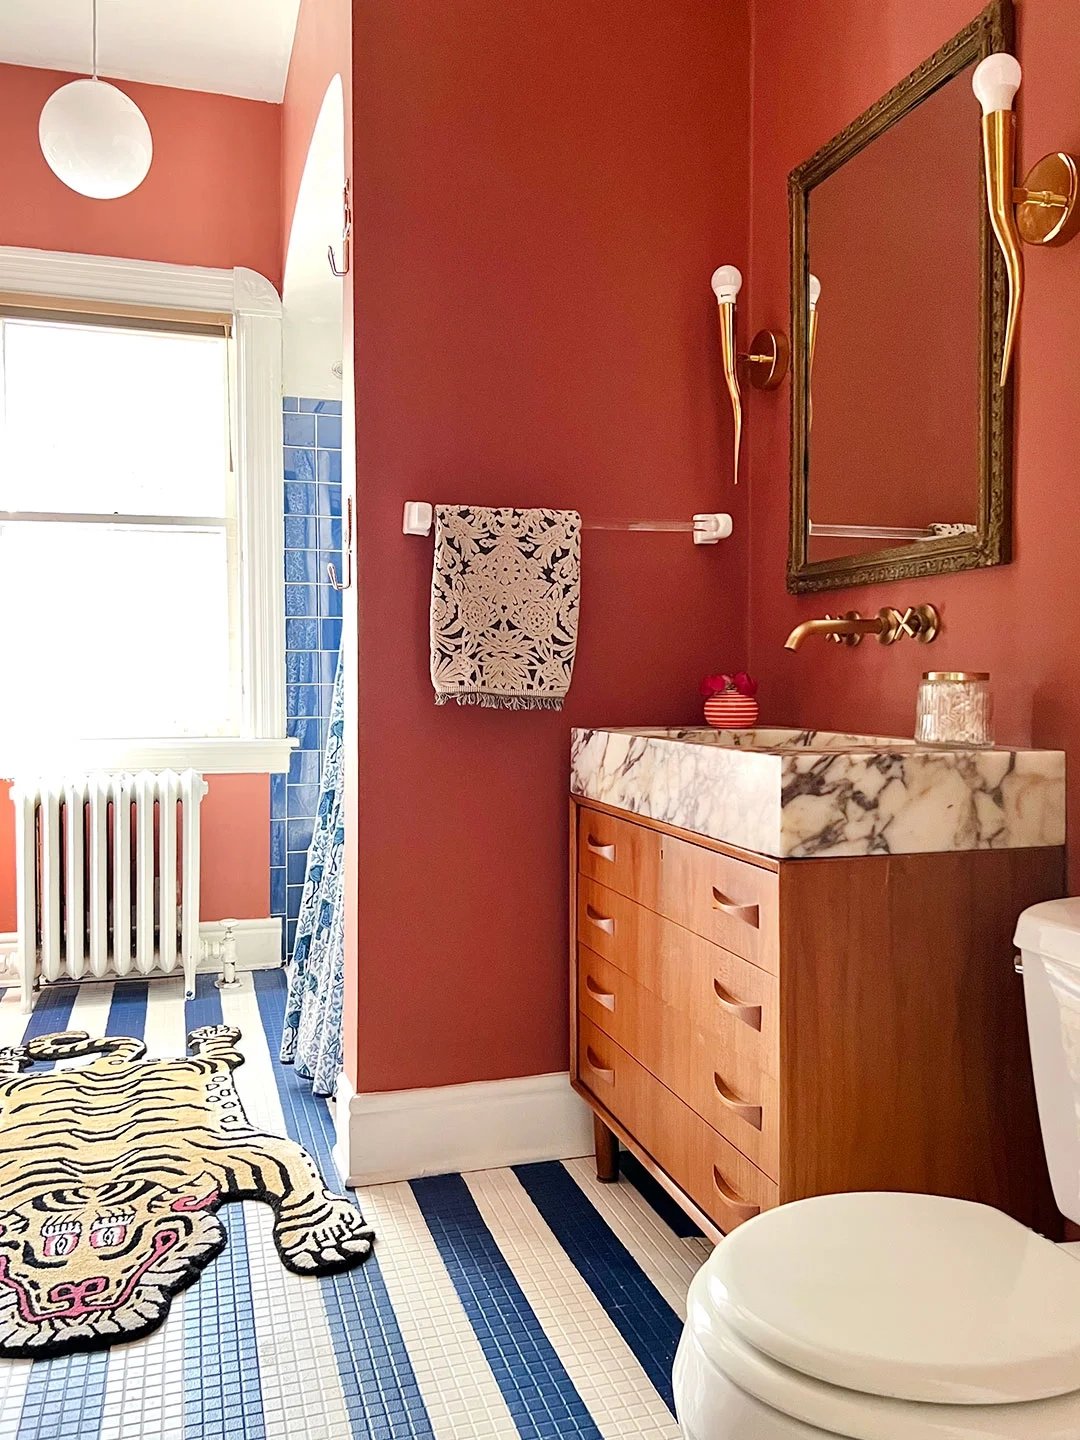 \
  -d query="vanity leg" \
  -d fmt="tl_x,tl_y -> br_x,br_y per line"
594,1116 -> 619,1183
